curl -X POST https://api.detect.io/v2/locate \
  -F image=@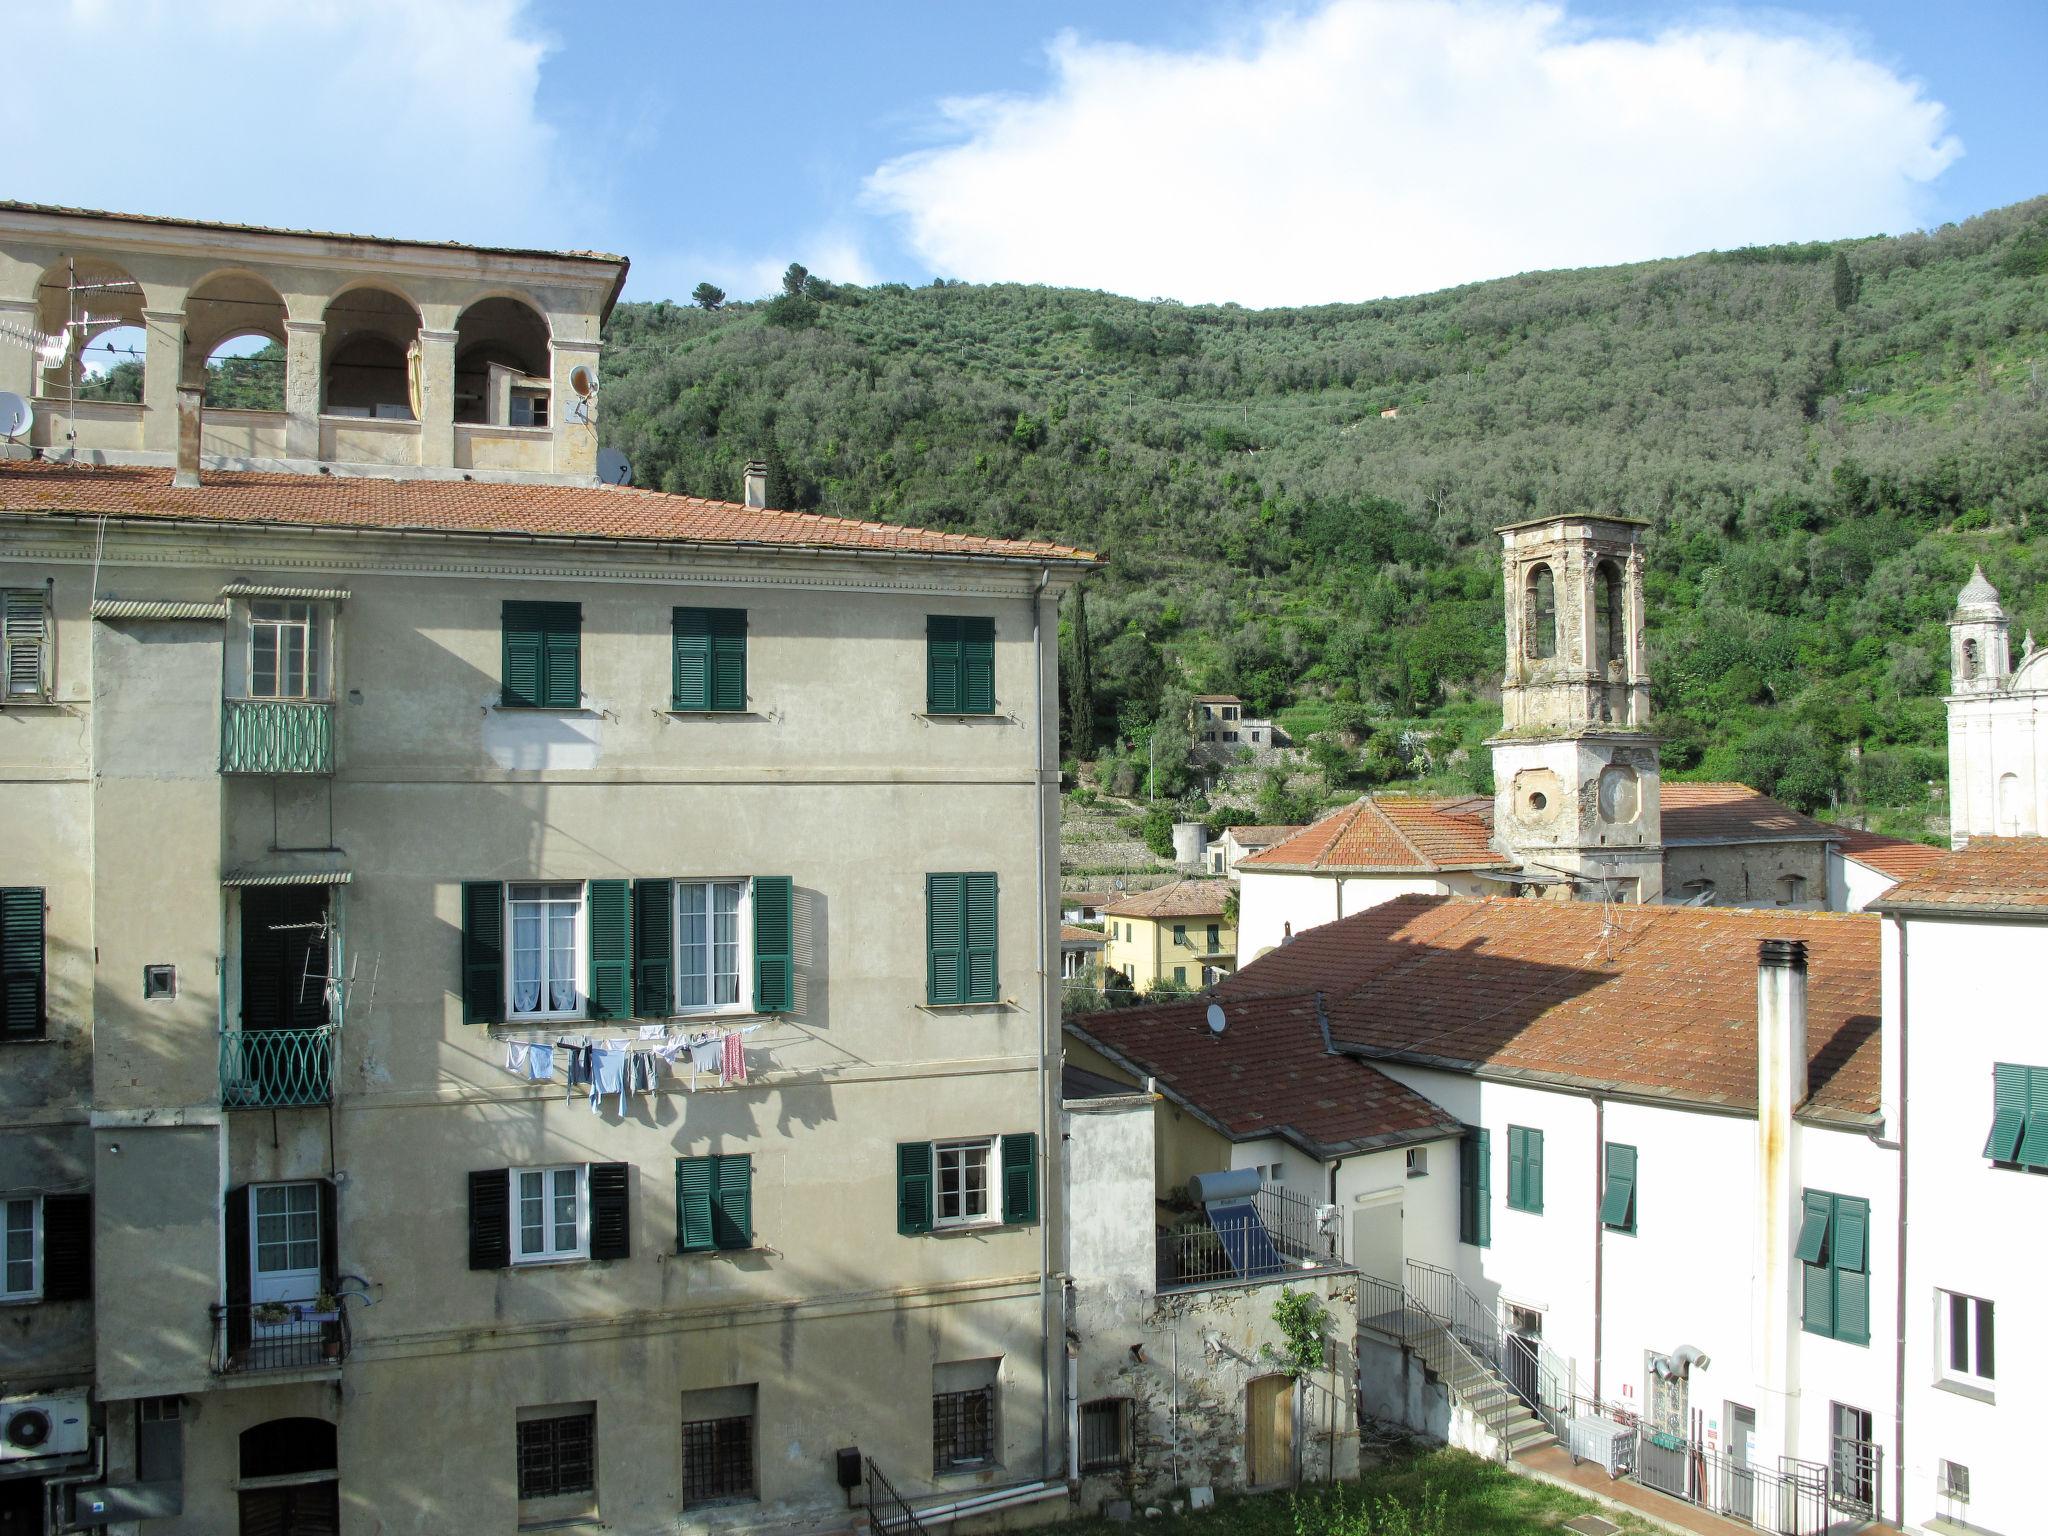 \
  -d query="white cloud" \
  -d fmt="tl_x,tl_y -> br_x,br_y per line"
631,231 -> 882,307
864,1 -> 1962,305
7,0 -> 579,249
